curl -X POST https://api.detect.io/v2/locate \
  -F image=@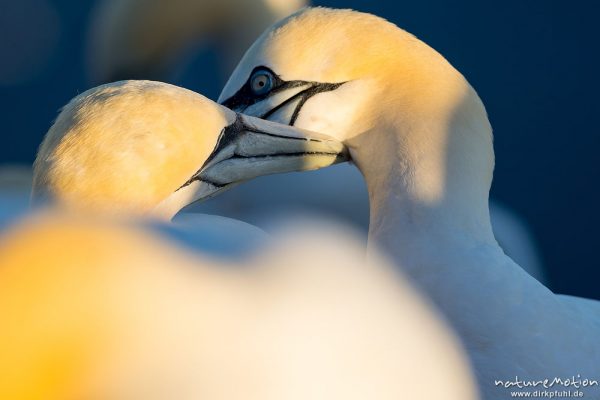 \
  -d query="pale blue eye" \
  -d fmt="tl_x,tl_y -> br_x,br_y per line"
250,70 -> 274,95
